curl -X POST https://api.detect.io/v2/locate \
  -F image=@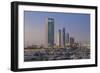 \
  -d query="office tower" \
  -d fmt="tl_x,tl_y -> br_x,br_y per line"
46,18 -> 54,48
62,28 -> 66,47
66,33 -> 69,45
58,29 -> 61,47
70,37 -> 74,47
